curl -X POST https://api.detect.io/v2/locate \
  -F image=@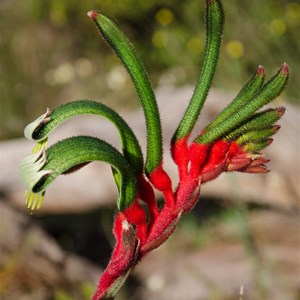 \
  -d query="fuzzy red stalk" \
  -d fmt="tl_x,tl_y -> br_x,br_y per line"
92,126 -> 279,299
